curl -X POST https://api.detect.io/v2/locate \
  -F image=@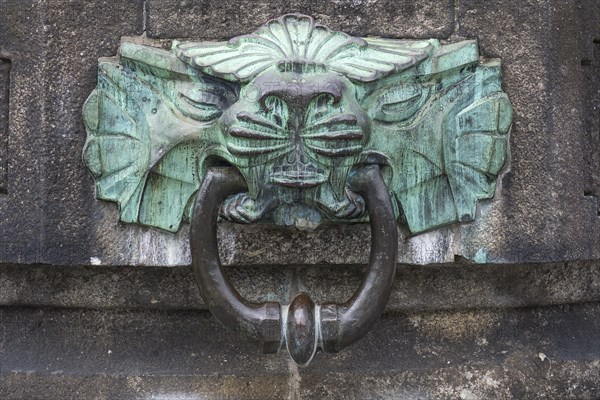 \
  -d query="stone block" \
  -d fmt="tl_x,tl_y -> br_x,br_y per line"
0,0 -> 597,267
0,57 -> 9,193
1,302 -> 598,399
0,0 -> 143,264
453,0 -> 600,263
146,0 -> 455,39
2,261 -> 599,313
1,2 -> 599,398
